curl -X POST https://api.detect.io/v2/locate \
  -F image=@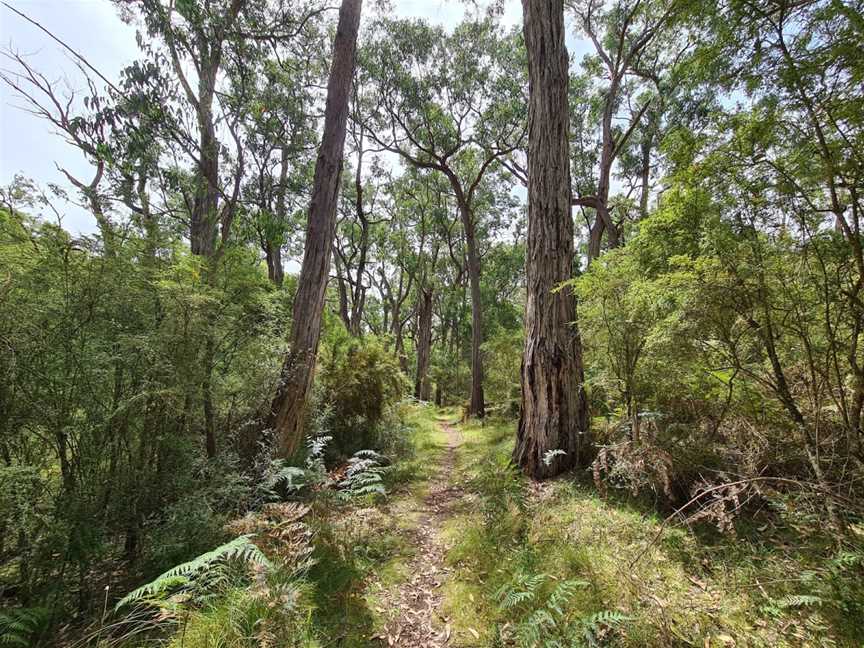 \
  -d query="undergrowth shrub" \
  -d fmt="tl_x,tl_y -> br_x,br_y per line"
316,329 -> 408,459
261,434 -> 389,502
472,451 -> 526,538
0,607 -> 49,647
112,503 -> 318,647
